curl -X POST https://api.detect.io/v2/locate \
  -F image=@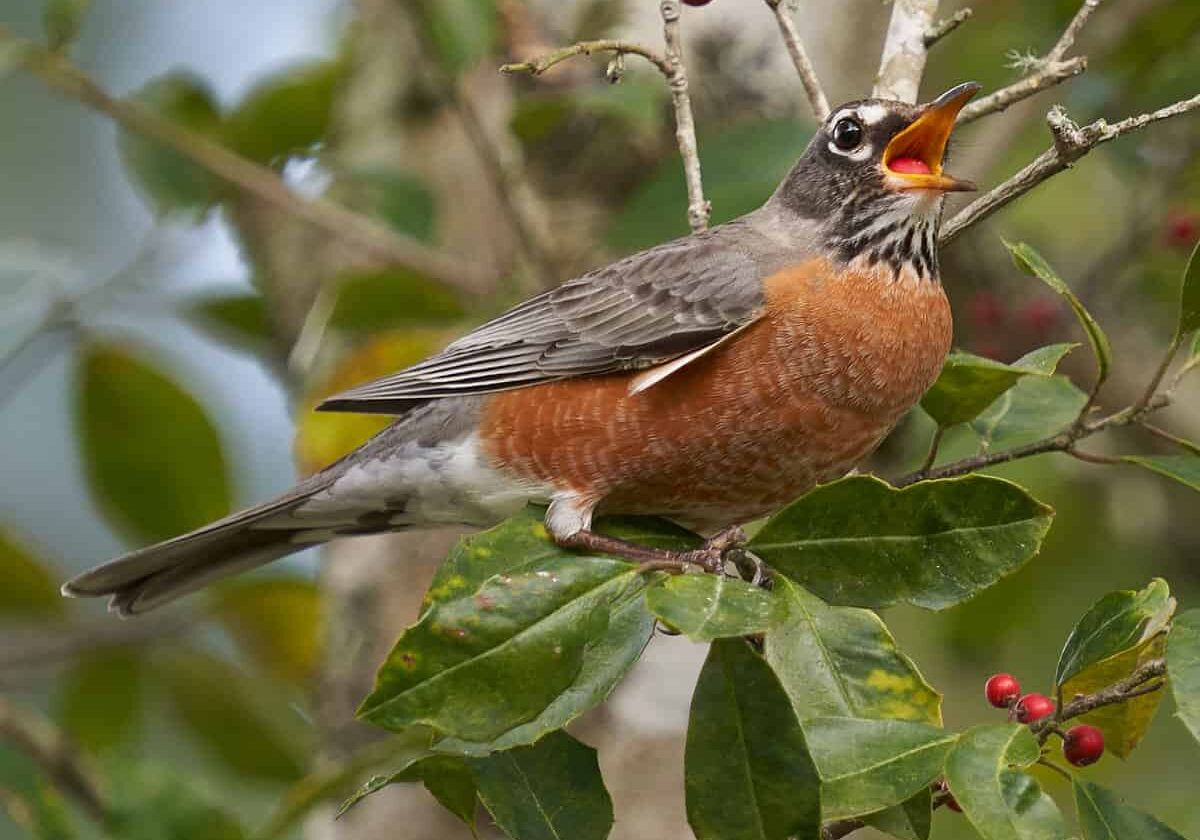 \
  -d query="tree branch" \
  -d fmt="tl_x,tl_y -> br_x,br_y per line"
659,0 -> 709,232
764,0 -> 830,120
0,697 -> 108,824
873,0 -> 940,104
1031,657 -> 1167,739
1045,0 -> 1104,65
957,57 -> 1086,124
941,94 -> 1200,244
0,23 -> 489,294
500,39 -> 670,77
924,8 -> 972,48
